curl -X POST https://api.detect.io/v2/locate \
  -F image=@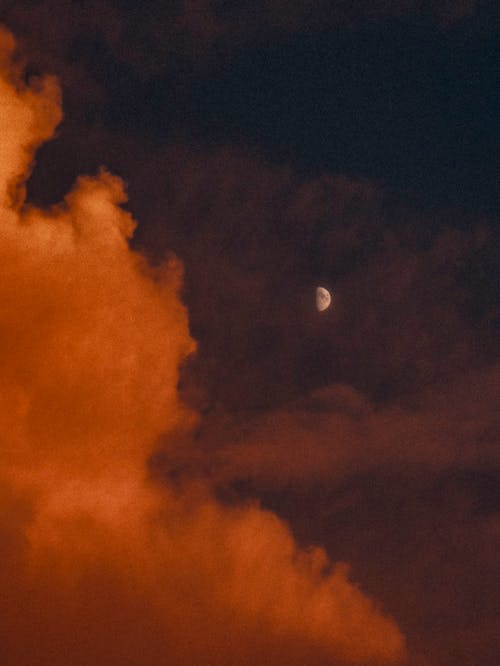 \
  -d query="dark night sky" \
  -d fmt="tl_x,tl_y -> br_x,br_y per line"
25,5 -> 500,216
1,1 -> 499,665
